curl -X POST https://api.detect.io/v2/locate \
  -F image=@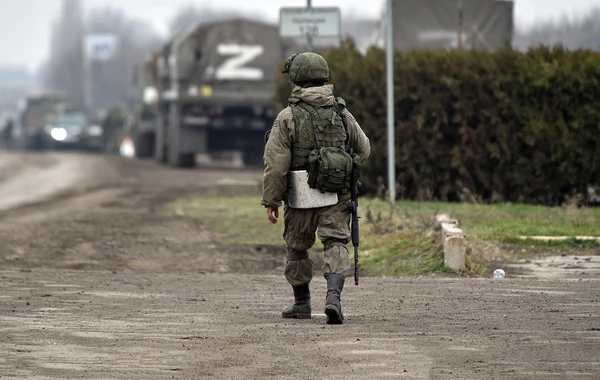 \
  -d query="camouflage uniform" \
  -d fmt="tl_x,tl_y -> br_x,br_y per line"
3,119 -> 14,149
262,53 -> 370,324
